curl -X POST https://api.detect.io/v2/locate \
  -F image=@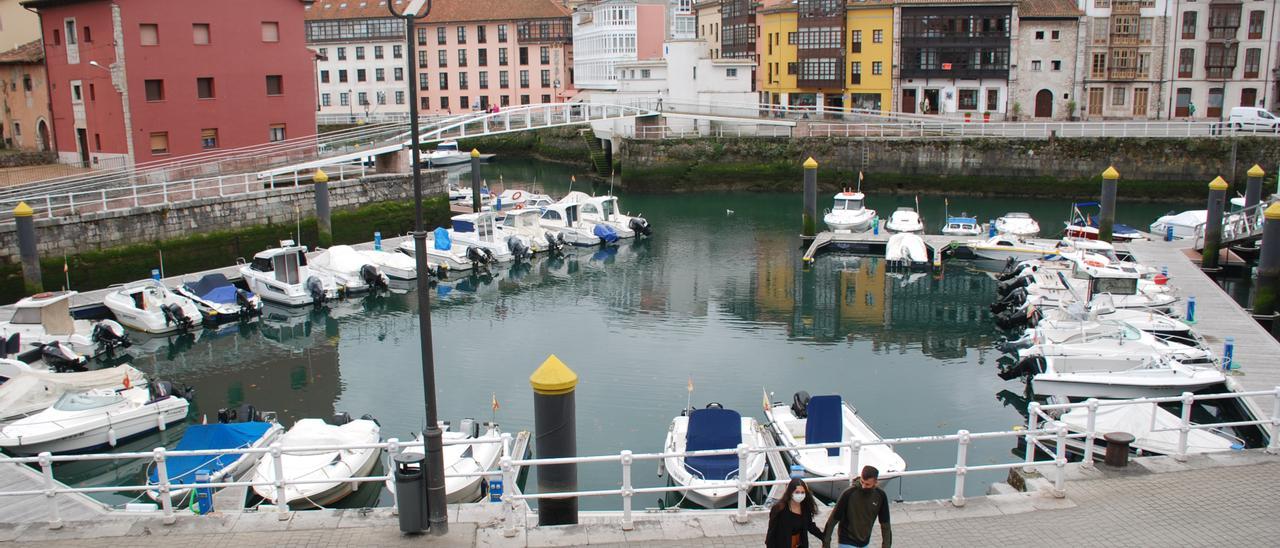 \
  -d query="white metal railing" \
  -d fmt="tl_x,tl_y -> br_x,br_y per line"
806,121 -> 1280,140
1192,200 -> 1270,249
633,125 -> 793,140
410,103 -> 657,144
